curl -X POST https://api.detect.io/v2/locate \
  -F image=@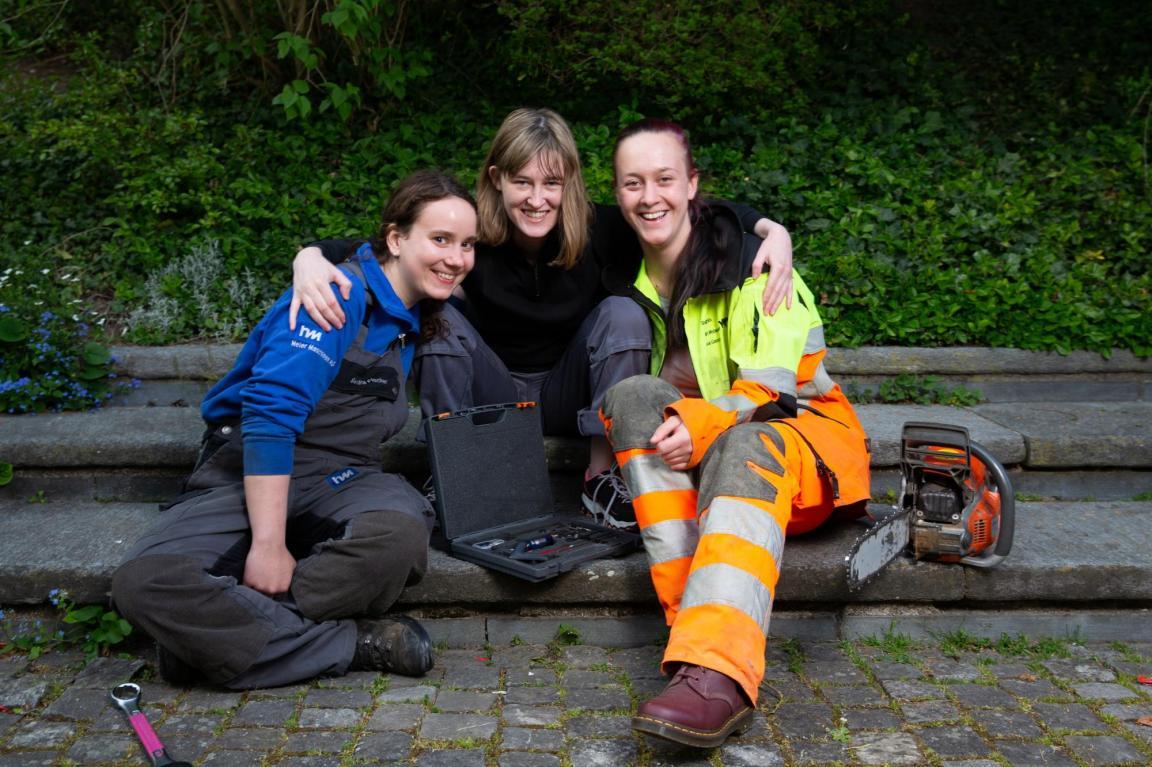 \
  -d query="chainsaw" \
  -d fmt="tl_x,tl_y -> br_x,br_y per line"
846,421 -> 1015,589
